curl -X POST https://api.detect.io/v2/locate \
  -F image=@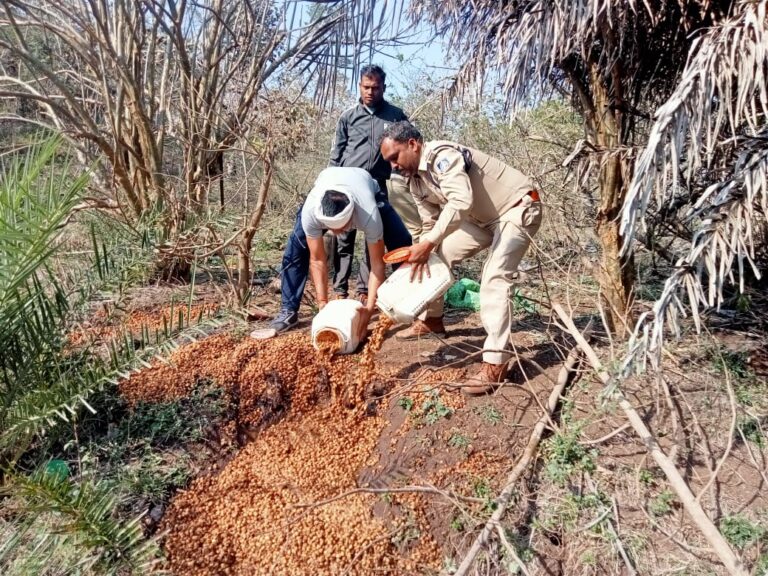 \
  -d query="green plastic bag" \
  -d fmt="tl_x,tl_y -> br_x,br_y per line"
445,278 -> 481,311
44,459 -> 70,481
